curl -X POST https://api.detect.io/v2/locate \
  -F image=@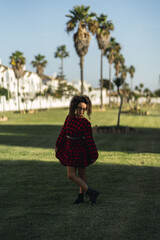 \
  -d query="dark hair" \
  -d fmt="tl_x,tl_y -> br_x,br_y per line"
69,95 -> 92,118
